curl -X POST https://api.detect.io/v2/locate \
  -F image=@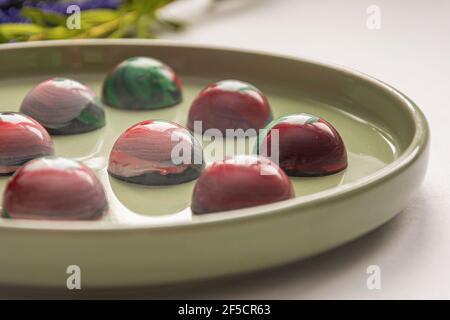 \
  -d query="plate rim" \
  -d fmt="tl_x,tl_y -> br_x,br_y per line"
0,39 -> 430,232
